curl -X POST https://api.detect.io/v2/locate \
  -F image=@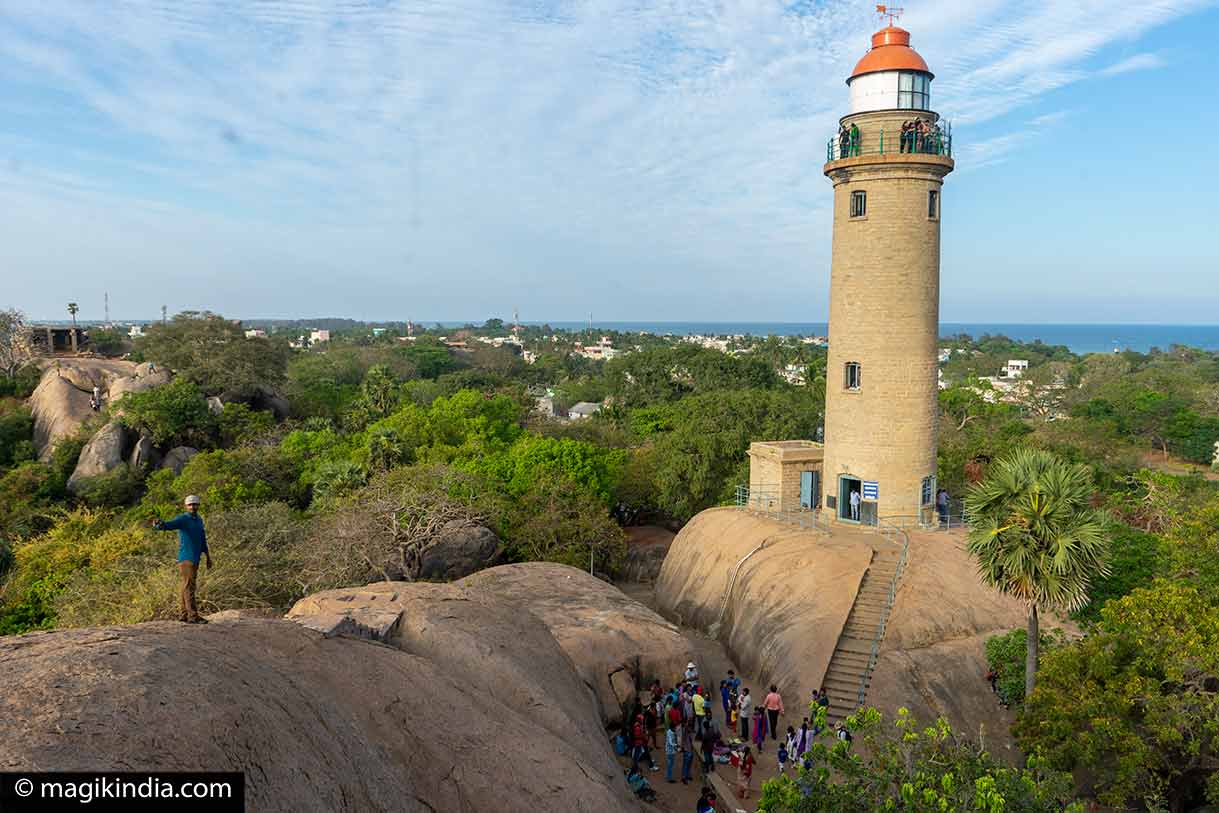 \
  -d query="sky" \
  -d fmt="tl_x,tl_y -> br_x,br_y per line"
2,0 -> 1217,324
